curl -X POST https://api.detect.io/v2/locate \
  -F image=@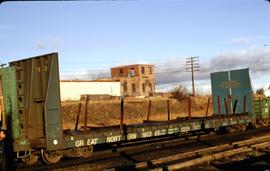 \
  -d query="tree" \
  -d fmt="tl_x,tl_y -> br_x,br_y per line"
256,88 -> 265,95
171,85 -> 189,101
